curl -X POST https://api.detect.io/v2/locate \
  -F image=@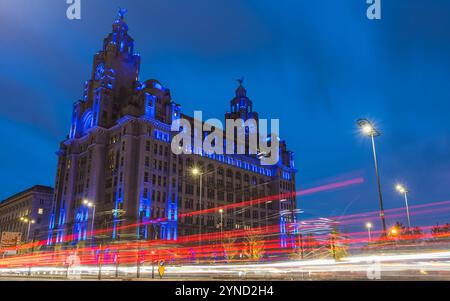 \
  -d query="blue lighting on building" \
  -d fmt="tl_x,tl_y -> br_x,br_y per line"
279,215 -> 287,248
144,93 -> 155,118
152,82 -> 164,91
73,206 -> 88,241
154,129 -> 170,143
